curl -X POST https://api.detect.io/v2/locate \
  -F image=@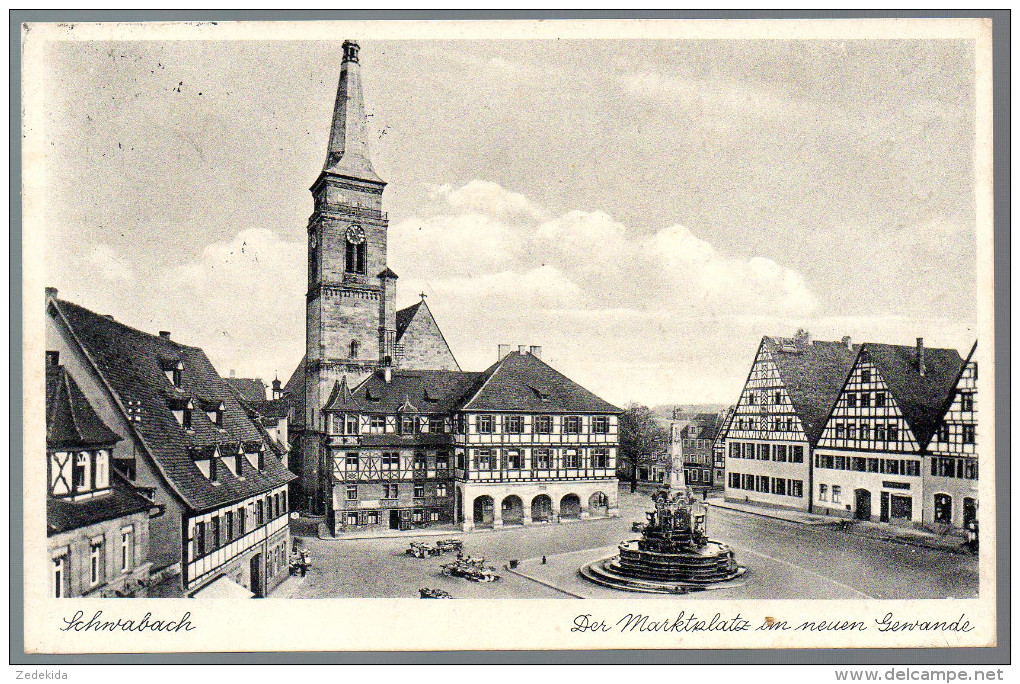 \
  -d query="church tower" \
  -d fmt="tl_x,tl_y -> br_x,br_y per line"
302,40 -> 398,511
